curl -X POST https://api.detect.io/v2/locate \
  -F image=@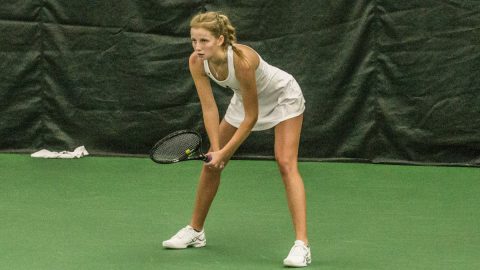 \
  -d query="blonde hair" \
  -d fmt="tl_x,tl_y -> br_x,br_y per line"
190,11 -> 245,60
